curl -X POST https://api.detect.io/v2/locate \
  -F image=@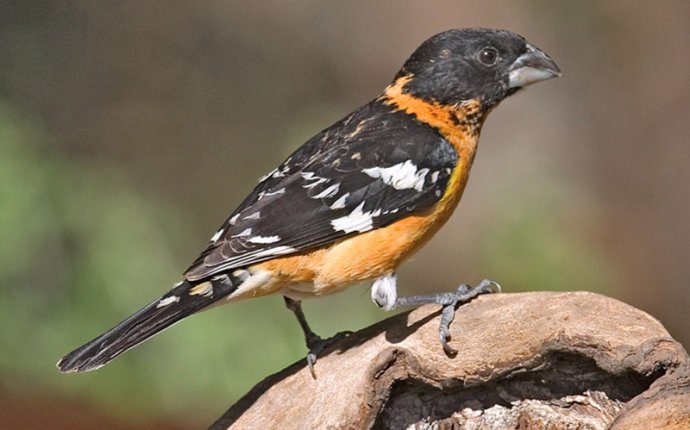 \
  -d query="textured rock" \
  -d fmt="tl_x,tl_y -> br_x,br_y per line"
210,292 -> 690,430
